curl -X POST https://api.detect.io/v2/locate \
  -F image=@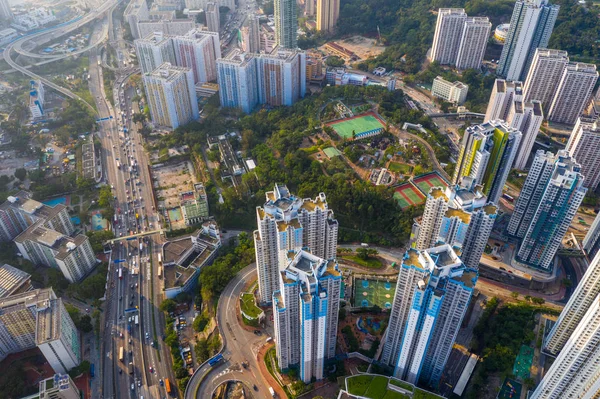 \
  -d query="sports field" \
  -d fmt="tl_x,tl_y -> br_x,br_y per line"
323,147 -> 342,158
412,172 -> 449,194
498,378 -> 522,399
394,182 -> 426,209
353,277 -> 396,309
513,345 -> 534,380
327,112 -> 385,139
